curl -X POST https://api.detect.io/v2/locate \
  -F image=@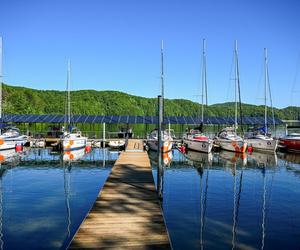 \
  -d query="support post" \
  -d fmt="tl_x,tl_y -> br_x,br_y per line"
157,95 -> 163,199
103,122 -> 106,148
